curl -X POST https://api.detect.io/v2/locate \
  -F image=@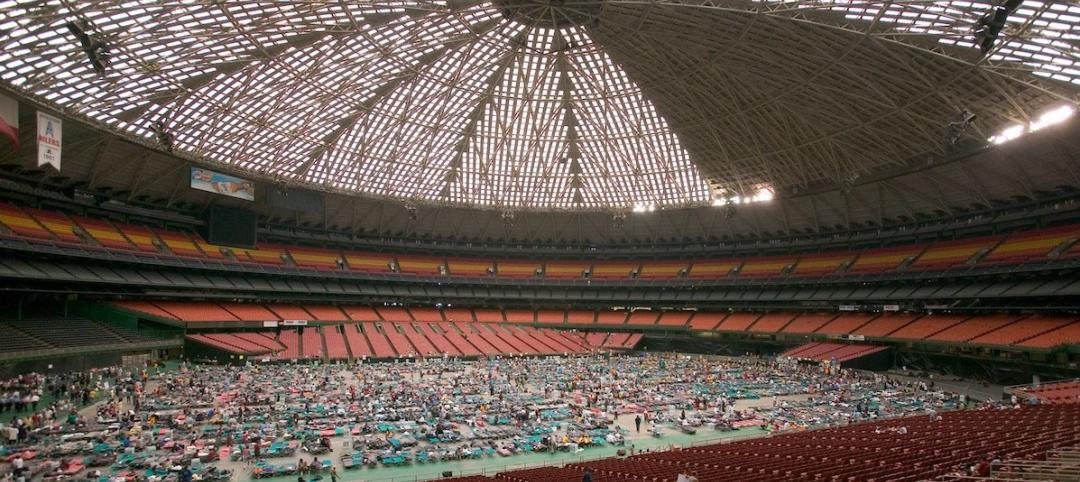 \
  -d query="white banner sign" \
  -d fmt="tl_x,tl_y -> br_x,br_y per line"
262,320 -> 279,328
36,111 -> 61,170
282,319 -> 308,326
882,304 -> 900,312
838,304 -> 858,312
